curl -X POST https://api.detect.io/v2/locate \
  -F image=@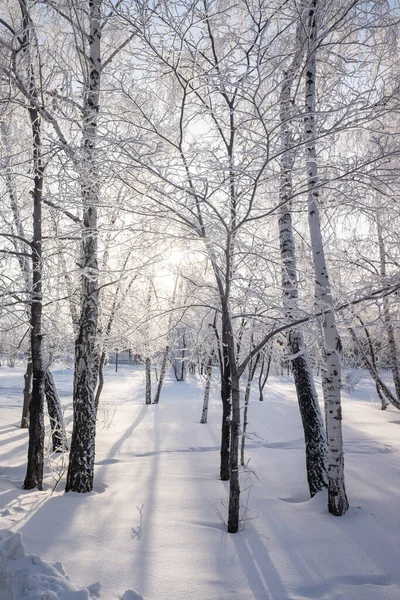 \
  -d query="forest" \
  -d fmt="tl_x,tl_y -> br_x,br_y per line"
1,0 -> 400,598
